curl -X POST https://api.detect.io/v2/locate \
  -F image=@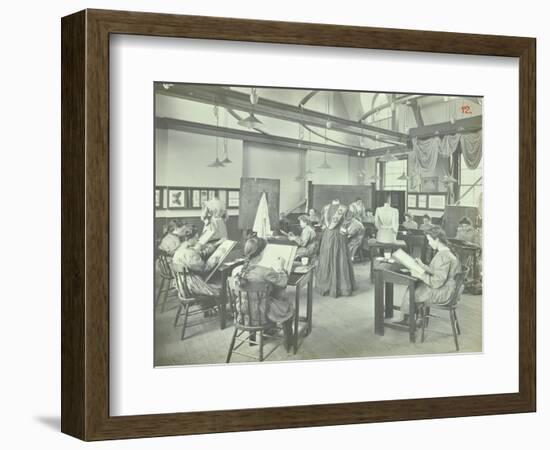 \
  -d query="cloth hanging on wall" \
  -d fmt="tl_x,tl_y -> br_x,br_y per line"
440,134 -> 462,157
252,192 -> 272,238
460,131 -> 483,169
